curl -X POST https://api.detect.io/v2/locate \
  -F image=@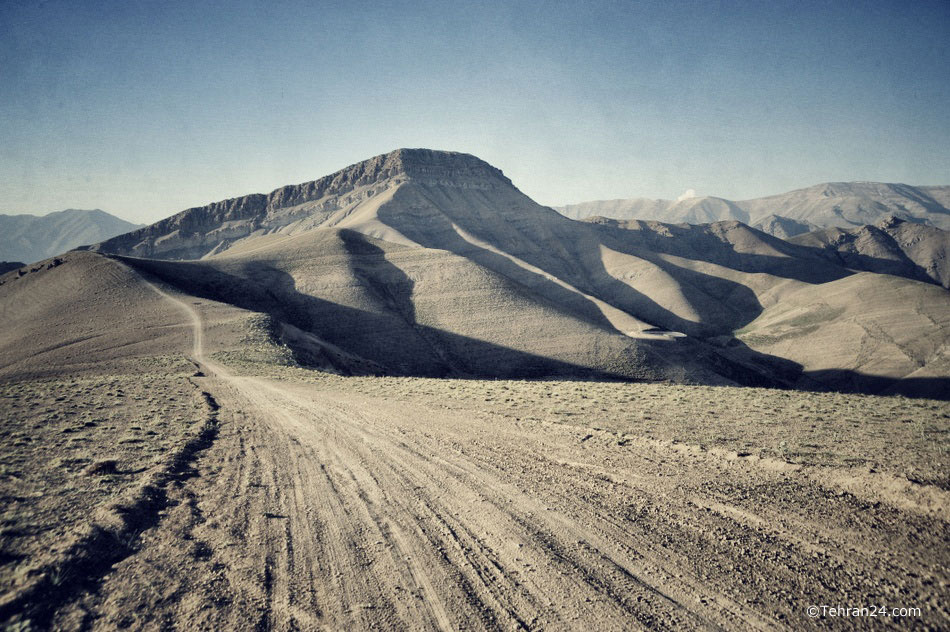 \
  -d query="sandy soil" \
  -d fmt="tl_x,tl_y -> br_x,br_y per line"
0,279 -> 940,631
